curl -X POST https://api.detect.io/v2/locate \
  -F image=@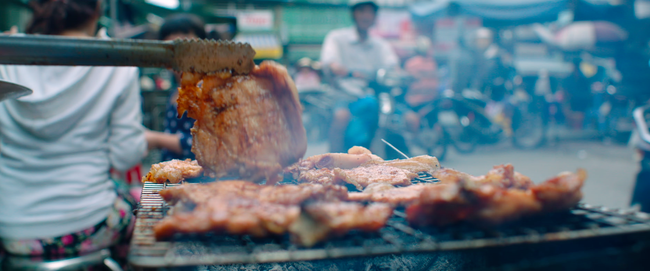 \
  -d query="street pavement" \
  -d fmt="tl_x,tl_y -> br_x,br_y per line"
305,139 -> 639,210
